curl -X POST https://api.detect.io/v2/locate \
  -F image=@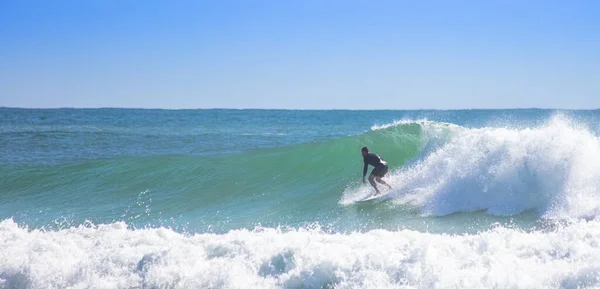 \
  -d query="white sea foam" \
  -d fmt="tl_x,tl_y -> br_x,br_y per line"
345,115 -> 600,219
370,119 -> 455,131
2,218 -> 600,289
